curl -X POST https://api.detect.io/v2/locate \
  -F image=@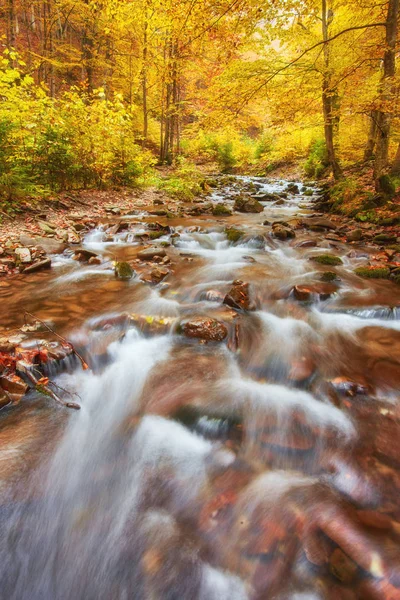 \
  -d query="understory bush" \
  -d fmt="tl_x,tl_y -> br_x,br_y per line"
158,158 -> 205,201
0,51 -> 155,206
304,139 -> 329,178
